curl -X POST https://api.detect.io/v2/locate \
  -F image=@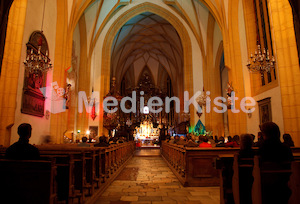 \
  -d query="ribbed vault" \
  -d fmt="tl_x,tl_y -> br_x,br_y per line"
111,12 -> 183,94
